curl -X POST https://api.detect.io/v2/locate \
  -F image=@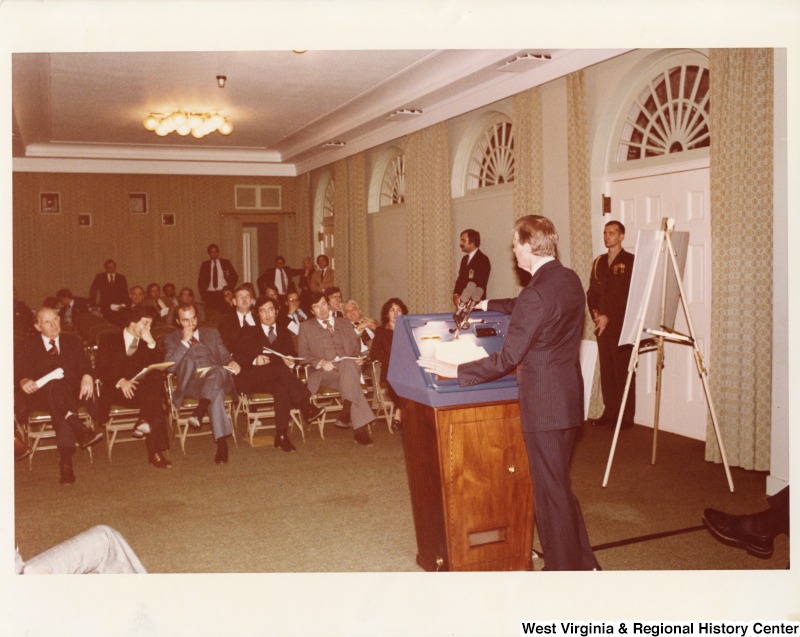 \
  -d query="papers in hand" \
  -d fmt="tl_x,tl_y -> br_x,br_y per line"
333,355 -> 364,362
195,364 -> 238,378
262,347 -> 304,361
131,361 -> 174,381
35,367 -> 64,388
433,338 -> 489,366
